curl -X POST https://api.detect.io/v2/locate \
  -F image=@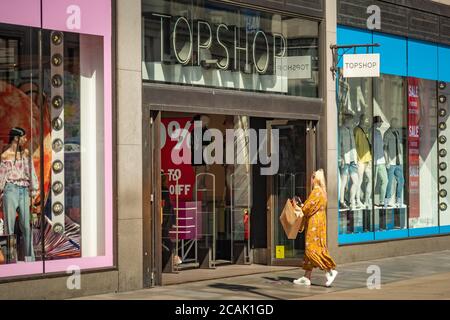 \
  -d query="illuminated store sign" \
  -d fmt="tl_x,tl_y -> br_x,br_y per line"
152,13 -> 287,74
